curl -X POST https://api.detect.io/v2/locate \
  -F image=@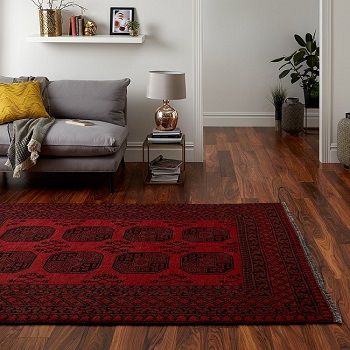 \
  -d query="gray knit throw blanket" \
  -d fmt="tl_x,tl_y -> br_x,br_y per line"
5,77 -> 55,178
